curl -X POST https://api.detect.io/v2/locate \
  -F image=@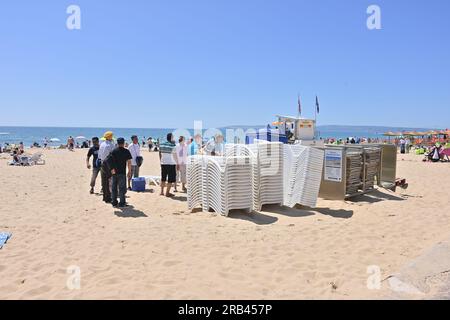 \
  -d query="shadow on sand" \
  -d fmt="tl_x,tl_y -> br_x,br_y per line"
262,204 -> 354,219
310,207 -> 354,219
227,210 -> 278,225
349,189 -> 405,203
114,205 -> 148,218
170,195 -> 187,202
